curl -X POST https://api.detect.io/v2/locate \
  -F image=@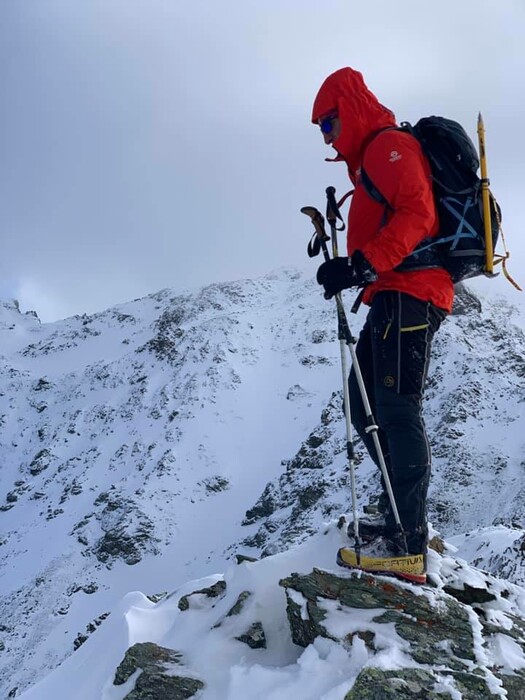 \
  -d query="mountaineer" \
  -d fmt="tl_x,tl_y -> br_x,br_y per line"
313,67 -> 454,583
